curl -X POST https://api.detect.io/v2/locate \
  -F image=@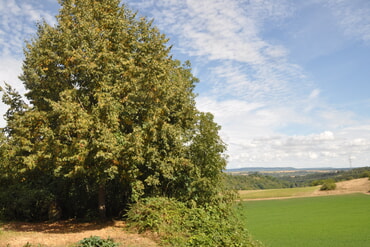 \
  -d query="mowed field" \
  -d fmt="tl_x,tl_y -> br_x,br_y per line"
238,178 -> 370,200
238,179 -> 370,247
238,186 -> 319,200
